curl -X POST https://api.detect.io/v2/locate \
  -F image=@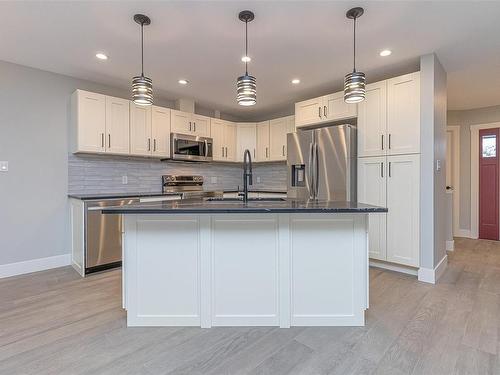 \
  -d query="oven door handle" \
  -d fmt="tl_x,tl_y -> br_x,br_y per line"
204,139 -> 208,157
